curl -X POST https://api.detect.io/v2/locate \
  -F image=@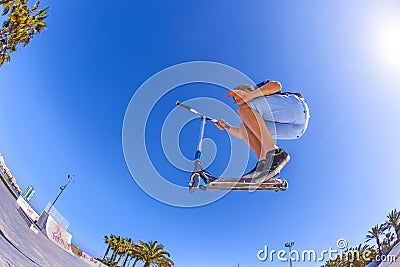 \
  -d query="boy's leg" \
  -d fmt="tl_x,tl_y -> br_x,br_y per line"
239,123 -> 262,160
239,123 -> 266,178
237,104 -> 277,160
237,104 -> 289,181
